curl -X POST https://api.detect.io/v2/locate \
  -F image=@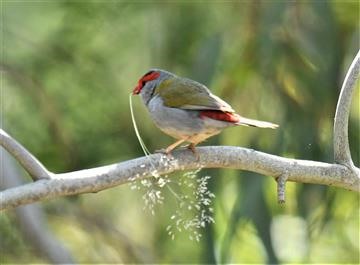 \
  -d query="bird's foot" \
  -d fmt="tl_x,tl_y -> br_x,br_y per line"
155,148 -> 174,159
187,143 -> 200,161
156,139 -> 185,159
155,148 -> 166,154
